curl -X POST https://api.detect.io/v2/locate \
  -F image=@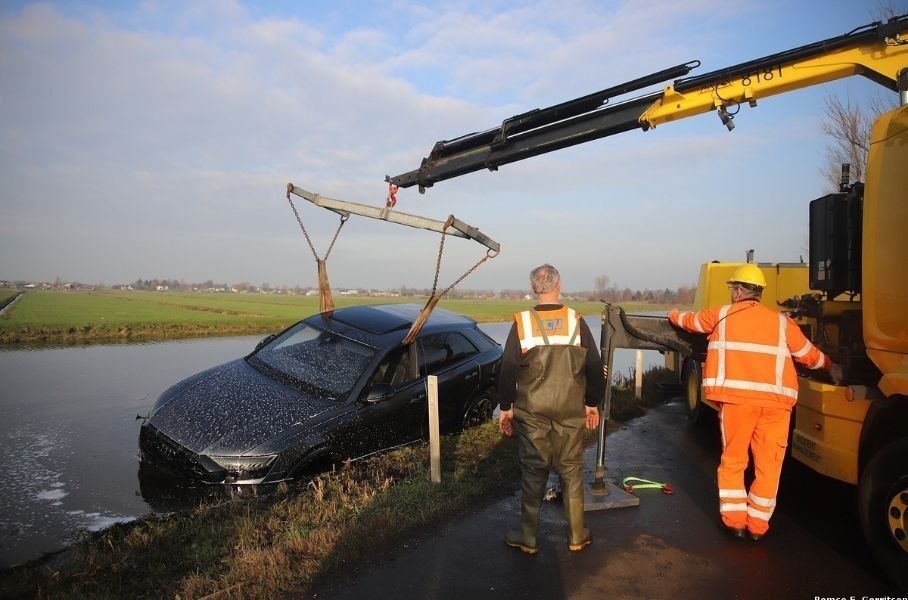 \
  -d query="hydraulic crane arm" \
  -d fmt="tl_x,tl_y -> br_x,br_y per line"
388,15 -> 908,192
